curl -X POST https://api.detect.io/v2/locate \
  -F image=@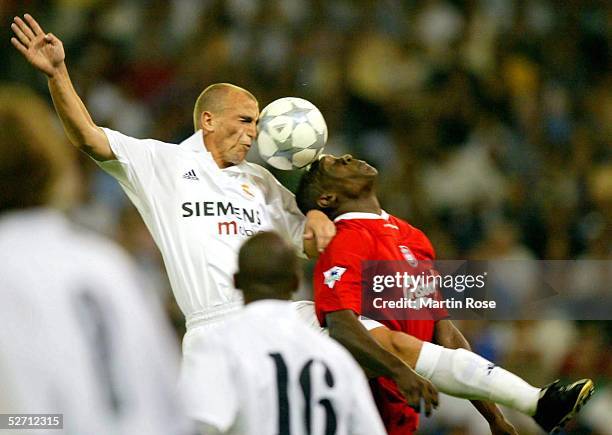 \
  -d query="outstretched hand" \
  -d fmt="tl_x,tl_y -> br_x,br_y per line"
11,14 -> 65,77
303,210 -> 336,255
397,368 -> 439,417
